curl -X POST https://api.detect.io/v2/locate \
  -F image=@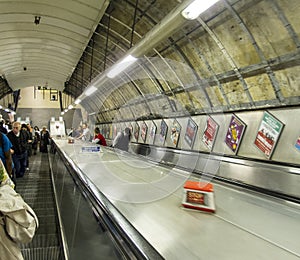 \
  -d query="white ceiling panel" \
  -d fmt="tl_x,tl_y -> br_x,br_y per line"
0,0 -> 109,91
